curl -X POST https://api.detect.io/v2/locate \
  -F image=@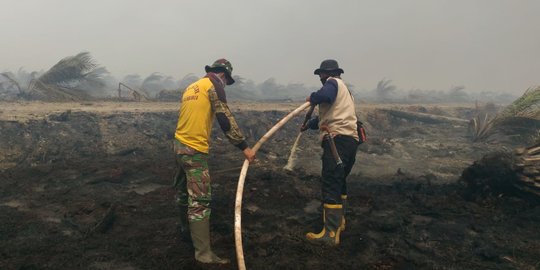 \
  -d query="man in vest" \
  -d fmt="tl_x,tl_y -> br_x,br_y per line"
173,59 -> 256,264
301,59 -> 359,245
